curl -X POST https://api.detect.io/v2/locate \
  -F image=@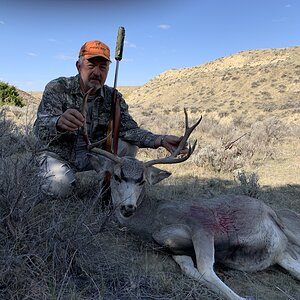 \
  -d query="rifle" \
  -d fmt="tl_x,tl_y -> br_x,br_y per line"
106,26 -> 125,155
